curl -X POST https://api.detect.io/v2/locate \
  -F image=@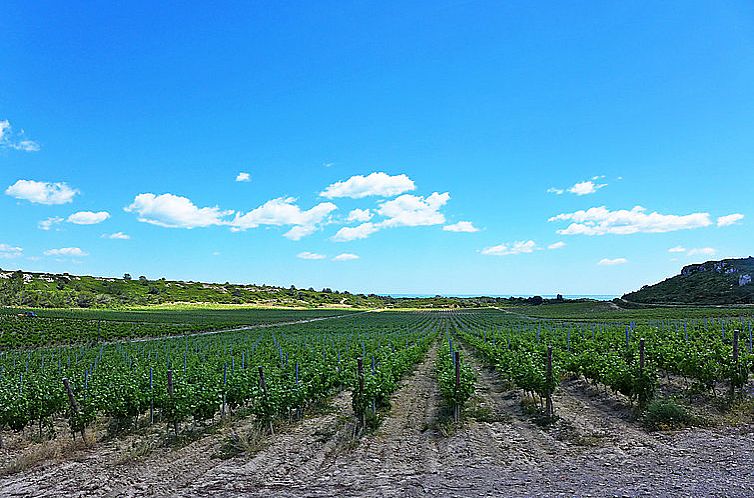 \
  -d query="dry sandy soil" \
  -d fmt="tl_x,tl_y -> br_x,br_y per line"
2,345 -> 754,497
